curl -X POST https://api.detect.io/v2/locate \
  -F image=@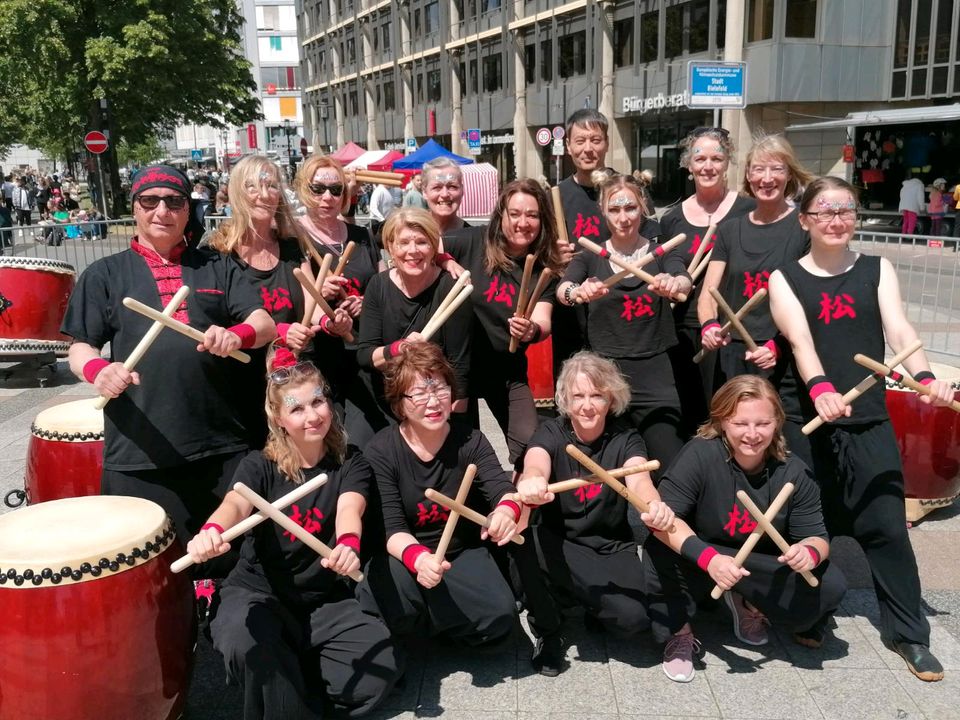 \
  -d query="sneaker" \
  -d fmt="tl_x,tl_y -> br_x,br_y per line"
531,634 -> 565,677
662,632 -> 701,683
882,638 -> 944,682
723,591 -> 770,646
793,615 -> 831,649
